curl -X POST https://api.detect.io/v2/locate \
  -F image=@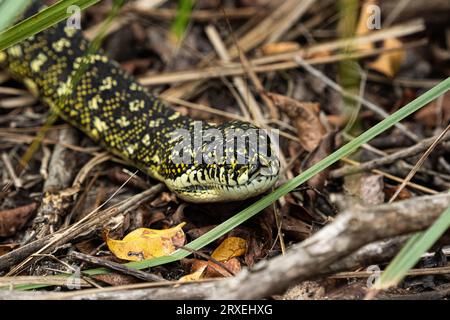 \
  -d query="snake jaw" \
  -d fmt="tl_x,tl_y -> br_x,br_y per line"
165,155 -> 280,203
